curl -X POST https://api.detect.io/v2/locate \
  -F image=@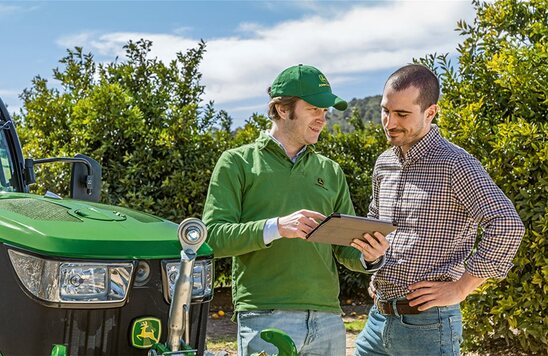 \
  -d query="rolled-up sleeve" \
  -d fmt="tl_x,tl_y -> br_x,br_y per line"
452,156 -> 525,278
